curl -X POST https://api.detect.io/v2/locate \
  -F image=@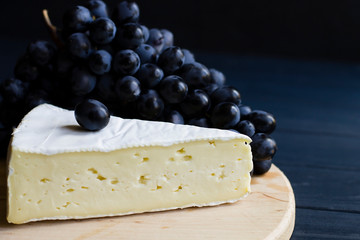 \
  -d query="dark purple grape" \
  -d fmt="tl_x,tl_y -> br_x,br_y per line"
111,1 -> 140,25
157,46 -> 185,74
137,89 -> 164,120
247,110 -> 276,134
27,40 -> 56,66
39,75 -> 62,95
202,83 -> 219,96
161,29 -> 174,49
136,63 -> 163,88
75,99 -> 110,131
210,86 -> 241,106
115,23 -> 145,49
135,44 -> 157,64
239,105 -> 252,120
0,78 -> 27,104
115,76 -> 141,103
14,56 -> 39,82
253,159 -> 272,175
187,117 -> 209,127
177,62 -> 211,89
141,25 -> 150,42
211,102 -> 240,129
95,73 -> 117,102
67,33 -> 92,59
54,52 -> 75,78
236,120 -> 255,137
147,28 -> 164,53
179,89 -> 209,118
113,49 -> 140,75
63,6 -> 93,33
88,50 -> 112,75
182,49 -> 195,64
25,90 -> 49,111
89,17 -> 116,45
209,68 -> 225,86
158,75 -> 188,104
70,67 -> 97,96
251,133 -> 277,161
85,0 -> 108,18
163,109 -> 184,124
